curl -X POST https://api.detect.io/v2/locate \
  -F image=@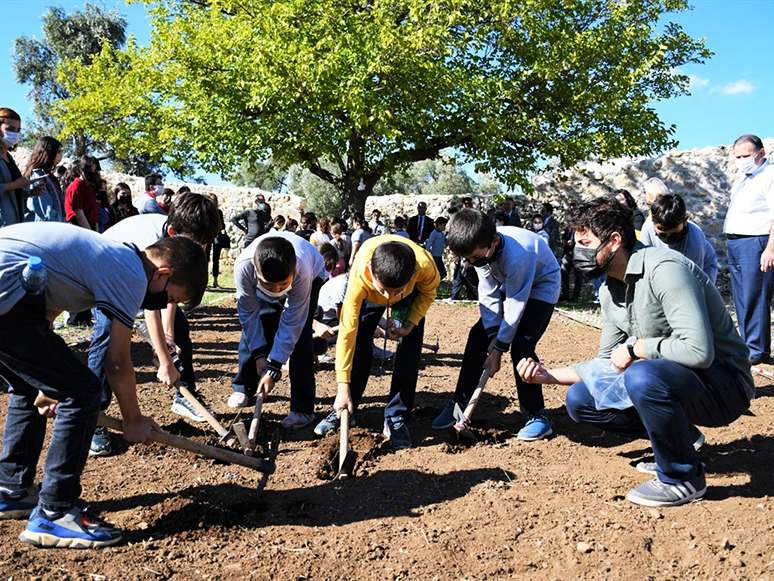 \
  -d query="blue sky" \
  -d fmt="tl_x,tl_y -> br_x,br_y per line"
2,0 -> 773,186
